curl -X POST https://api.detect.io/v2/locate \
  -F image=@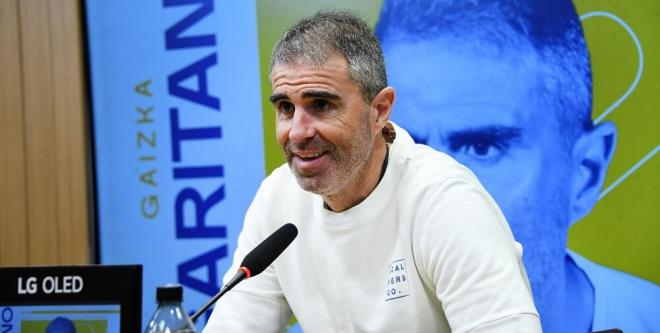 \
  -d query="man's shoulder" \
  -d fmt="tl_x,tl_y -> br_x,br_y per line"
388,124 -> 507,231
392,123 -> 476,177
569,250 -> 659,295
568,250 -> 660,331
389,123 -> 482,193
